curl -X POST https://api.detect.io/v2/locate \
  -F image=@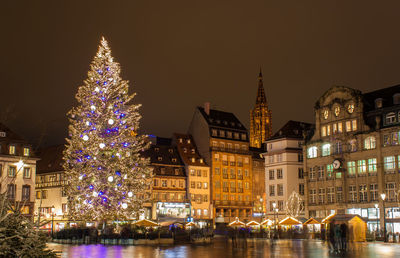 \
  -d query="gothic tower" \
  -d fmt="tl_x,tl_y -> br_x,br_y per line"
250,69 -> 272,148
